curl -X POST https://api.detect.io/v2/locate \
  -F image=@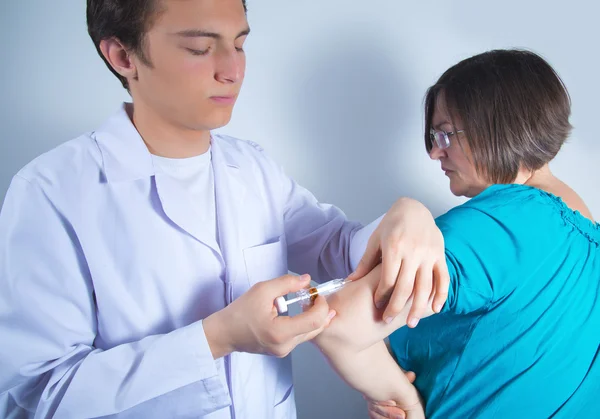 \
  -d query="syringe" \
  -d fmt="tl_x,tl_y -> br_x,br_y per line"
274,278 -> 350,315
